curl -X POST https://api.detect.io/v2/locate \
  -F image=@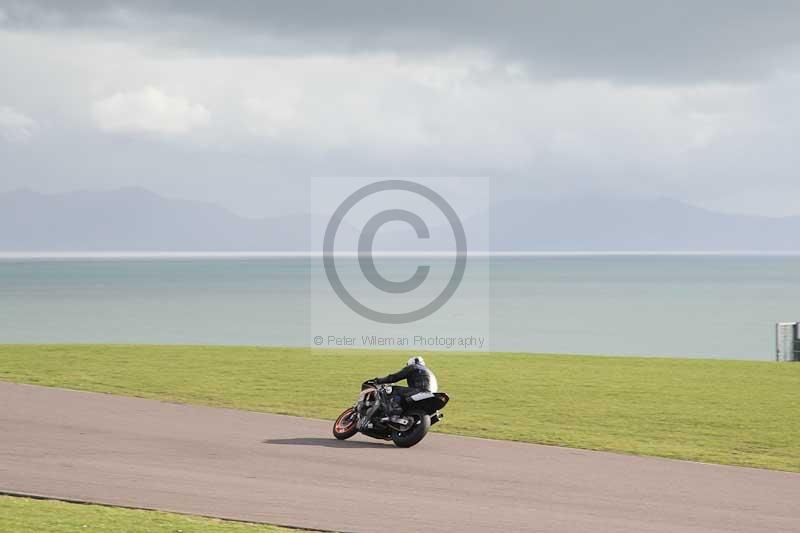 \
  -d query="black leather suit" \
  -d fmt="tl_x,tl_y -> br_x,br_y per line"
375,362 -> 436,391
374,363 -> 437,414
